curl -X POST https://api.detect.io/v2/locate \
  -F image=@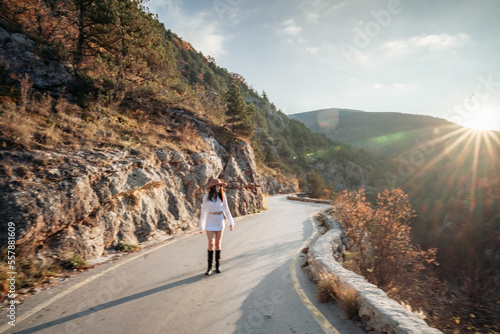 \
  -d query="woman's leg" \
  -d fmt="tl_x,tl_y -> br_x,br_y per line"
205,231 -> 215,275
206,231 -> 215,250
214,230 -> 224,273
214,230 -> 224,251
